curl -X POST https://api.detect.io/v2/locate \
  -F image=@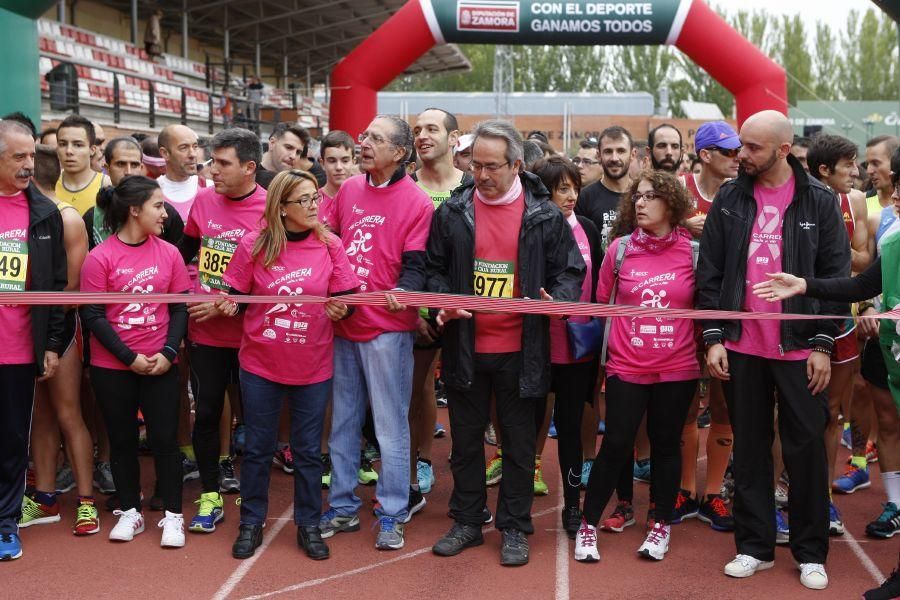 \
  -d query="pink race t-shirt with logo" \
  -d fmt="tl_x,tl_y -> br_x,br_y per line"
317,190 -> 334,228
551,215 -> 593,364
322,174 -> 433,343
80,234 -> 192,370
0,192 -> 34,364
223,230 -> 359,385
726,175 -> 809,361
183,184 -> 267,348
596,228 -> 699,383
